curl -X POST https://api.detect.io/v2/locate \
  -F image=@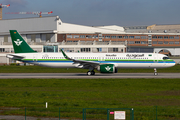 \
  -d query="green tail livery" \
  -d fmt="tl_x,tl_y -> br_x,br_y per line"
10,30 -> 37,53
